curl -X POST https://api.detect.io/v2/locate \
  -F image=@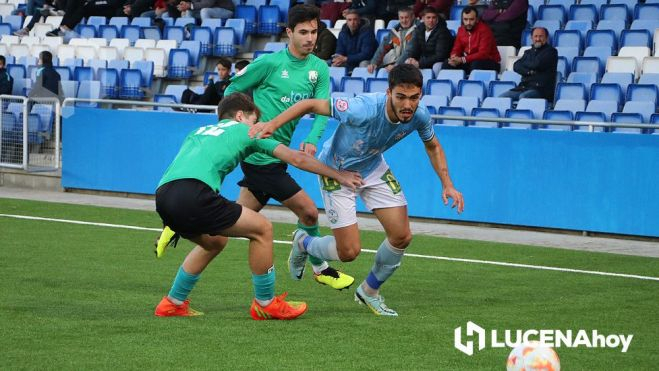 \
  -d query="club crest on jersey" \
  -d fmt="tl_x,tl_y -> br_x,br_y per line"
281,69 -> 289,78
335,99 -> 348,112
308,70 -> 318,84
